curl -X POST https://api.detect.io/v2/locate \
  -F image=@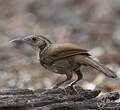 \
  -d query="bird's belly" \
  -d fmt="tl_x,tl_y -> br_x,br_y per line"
43,59 -> 72,74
